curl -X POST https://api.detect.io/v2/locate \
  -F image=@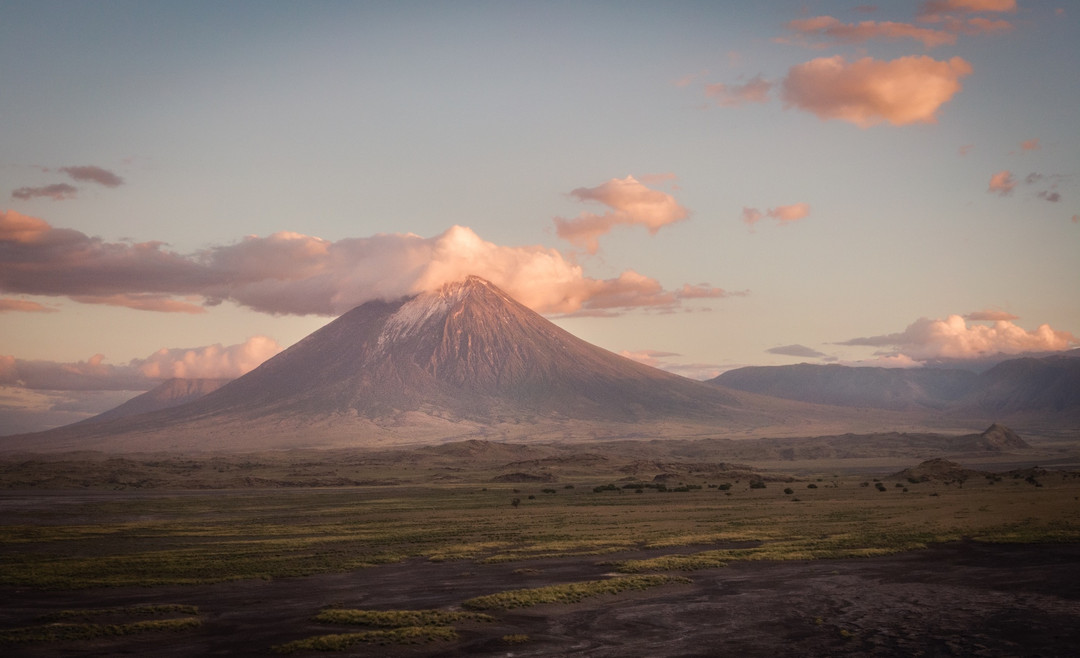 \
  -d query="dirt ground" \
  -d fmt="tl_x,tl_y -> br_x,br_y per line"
2,541 -> 1080,657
